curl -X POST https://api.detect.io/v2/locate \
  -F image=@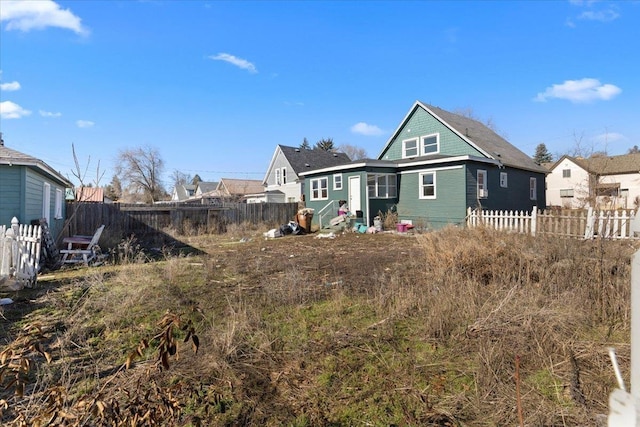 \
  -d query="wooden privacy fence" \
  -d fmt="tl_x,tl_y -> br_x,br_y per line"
0,217 -> 42,288
64,202 -> 299,244
467,206 -> 640,239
